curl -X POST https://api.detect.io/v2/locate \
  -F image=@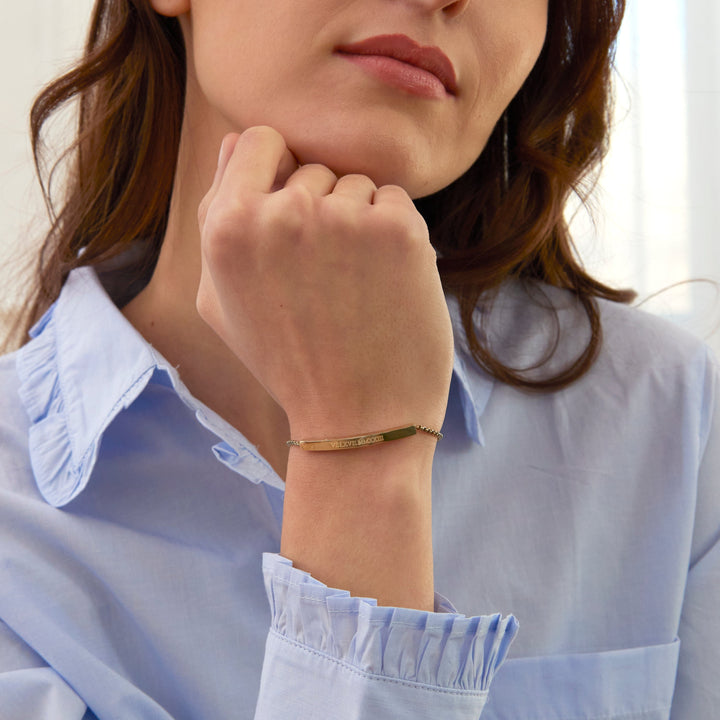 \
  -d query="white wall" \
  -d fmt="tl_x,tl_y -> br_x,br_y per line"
0,0 -> 95,315
570,0 -> 720,353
